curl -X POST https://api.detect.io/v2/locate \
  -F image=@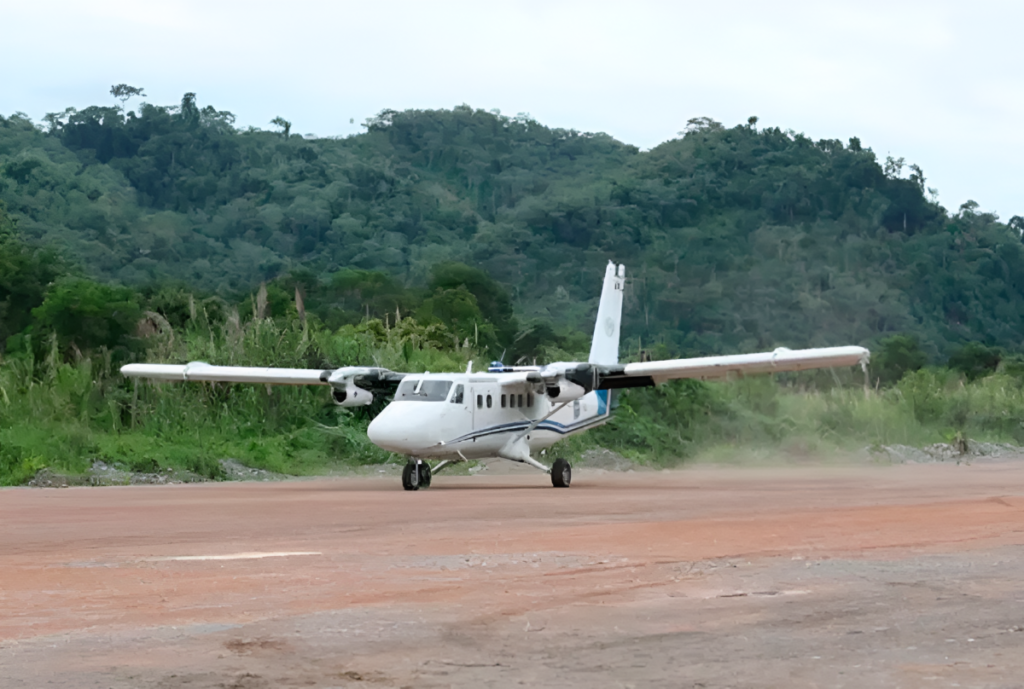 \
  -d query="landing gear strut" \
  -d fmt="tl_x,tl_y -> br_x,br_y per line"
401,459 -> 431,491
551,457 -> 571,488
